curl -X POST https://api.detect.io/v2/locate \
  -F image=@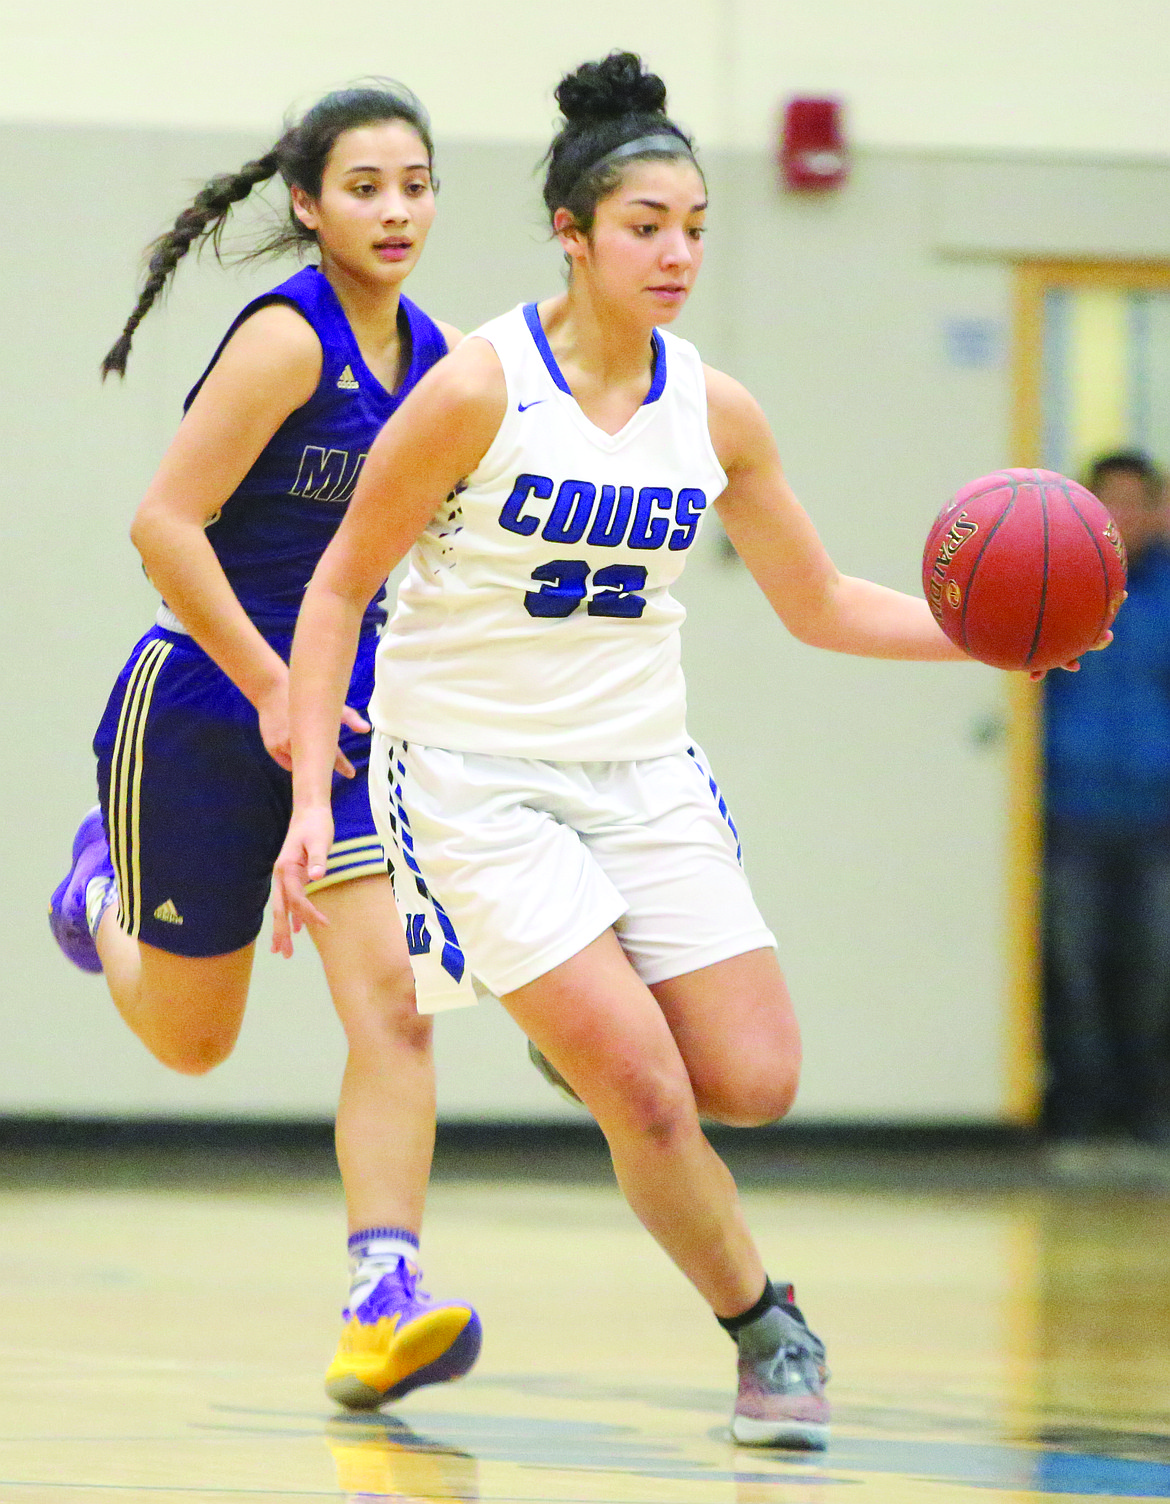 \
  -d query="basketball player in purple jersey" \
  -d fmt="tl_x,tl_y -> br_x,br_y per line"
48,83 -> 480,1408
